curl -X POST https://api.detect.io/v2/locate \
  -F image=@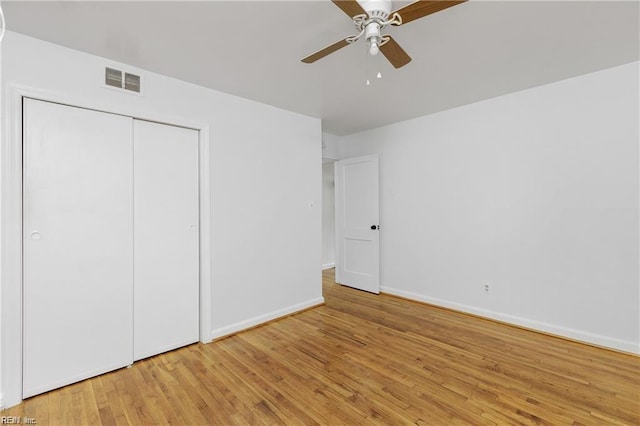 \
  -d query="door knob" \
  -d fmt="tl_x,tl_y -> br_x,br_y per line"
370,225 -> 379,230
